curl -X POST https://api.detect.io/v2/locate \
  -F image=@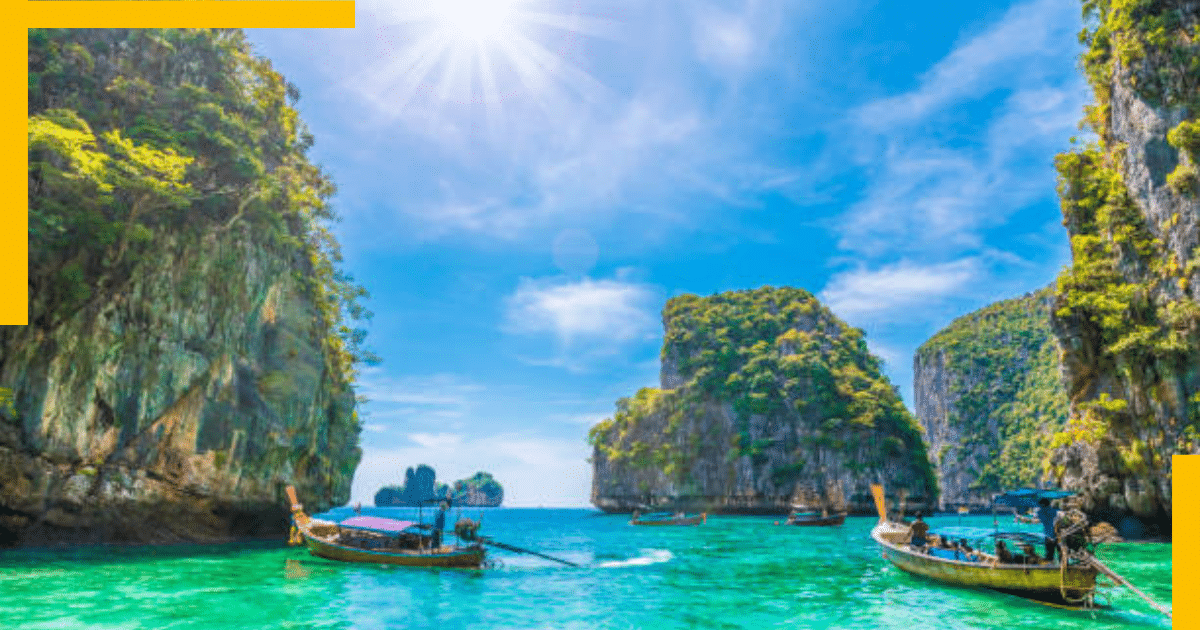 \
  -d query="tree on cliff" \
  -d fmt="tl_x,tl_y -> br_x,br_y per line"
452,472 -> 504,506
27,29 -> 378,377
914,287 -> 1070,508
590,287 -> 938,513
1049,0 -> 1199,536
